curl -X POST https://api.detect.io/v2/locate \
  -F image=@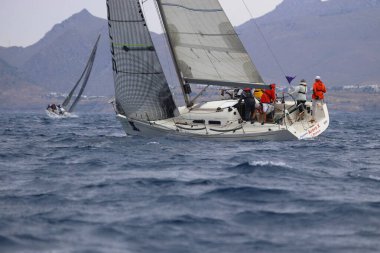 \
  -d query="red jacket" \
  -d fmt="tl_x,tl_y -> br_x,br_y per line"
260,93 -> 271,103
264,84 -> 276,102
312,80 -> 327,100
